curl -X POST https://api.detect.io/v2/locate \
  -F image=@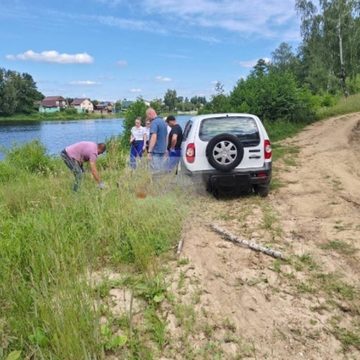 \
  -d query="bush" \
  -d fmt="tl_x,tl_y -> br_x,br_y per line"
0,161 -> 18,183
4,140 -> 55,175
230,69 -> 316,122
122,100 -> 148,147
61,107 -> 77,115
97,136 -> 128,171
